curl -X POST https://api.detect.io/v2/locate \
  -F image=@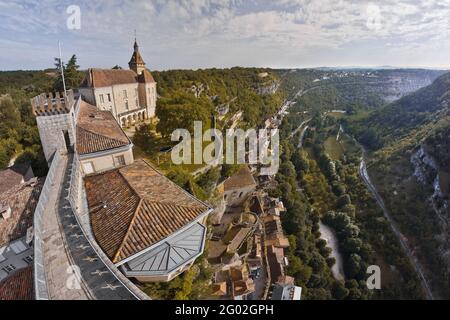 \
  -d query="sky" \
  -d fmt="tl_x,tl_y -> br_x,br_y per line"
0,0 -> 450,71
